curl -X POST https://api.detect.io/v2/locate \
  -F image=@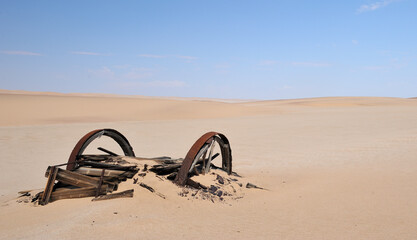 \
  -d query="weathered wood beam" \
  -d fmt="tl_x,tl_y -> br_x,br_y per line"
186,178 -> 207,189
92,189 -> 134,201
96,169 -> 105,197
39,166 -> 58,205
75,167 -> 136,178
138,183 -> 166,199
149,163 -> 182,175
75,167 -> 126,177
149,153 -> 219,175
97,147 -> 118,156
50,187 -> 107,202
45,167 -> 116,191
77,154 -> 112,162
79,161 -> 138,171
